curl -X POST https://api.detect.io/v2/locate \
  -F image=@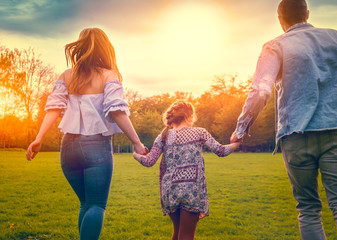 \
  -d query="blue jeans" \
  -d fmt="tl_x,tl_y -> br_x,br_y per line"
281,130 -> 337,240
61,134 -> 113,240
